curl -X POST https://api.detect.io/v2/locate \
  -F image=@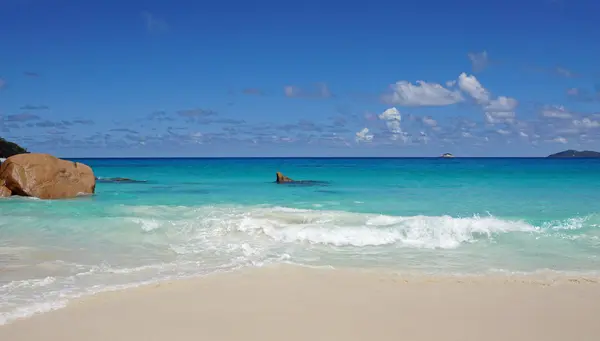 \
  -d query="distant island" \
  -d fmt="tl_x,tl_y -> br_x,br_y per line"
0,137 -> 28,159
547,150 -> 600,158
